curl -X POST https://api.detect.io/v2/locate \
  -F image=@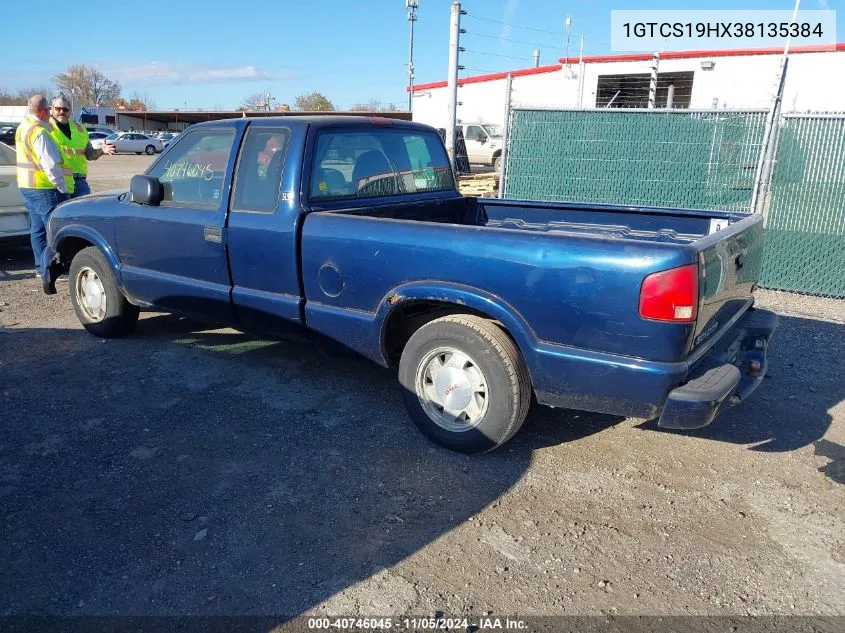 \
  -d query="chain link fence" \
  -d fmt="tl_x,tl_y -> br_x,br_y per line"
503,108 -> 767,212
759,114 -> 845,297
501,107 -> 845,298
